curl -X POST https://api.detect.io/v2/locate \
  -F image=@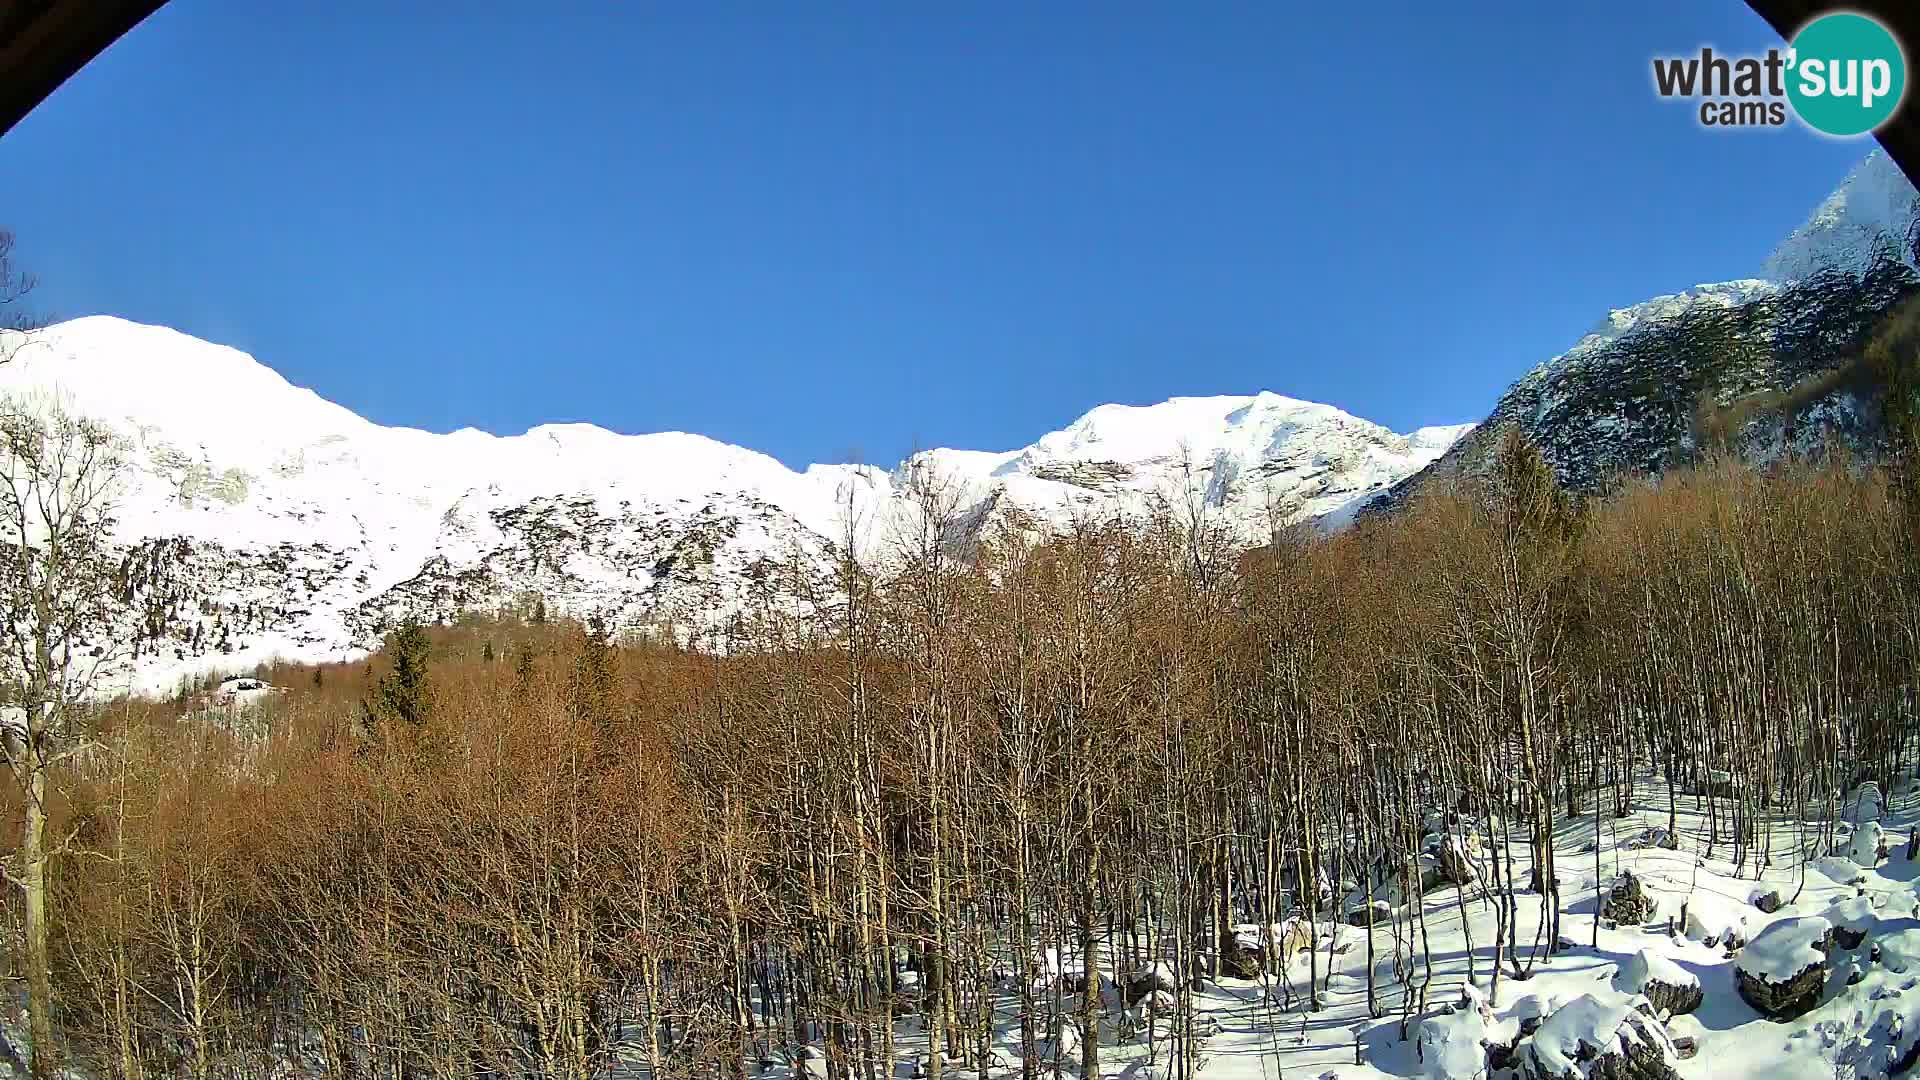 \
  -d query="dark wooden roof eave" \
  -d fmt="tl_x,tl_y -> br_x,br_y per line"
0,0 -> 167,137
1743,0 -> 1920,185
0,3 -> 1915,186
